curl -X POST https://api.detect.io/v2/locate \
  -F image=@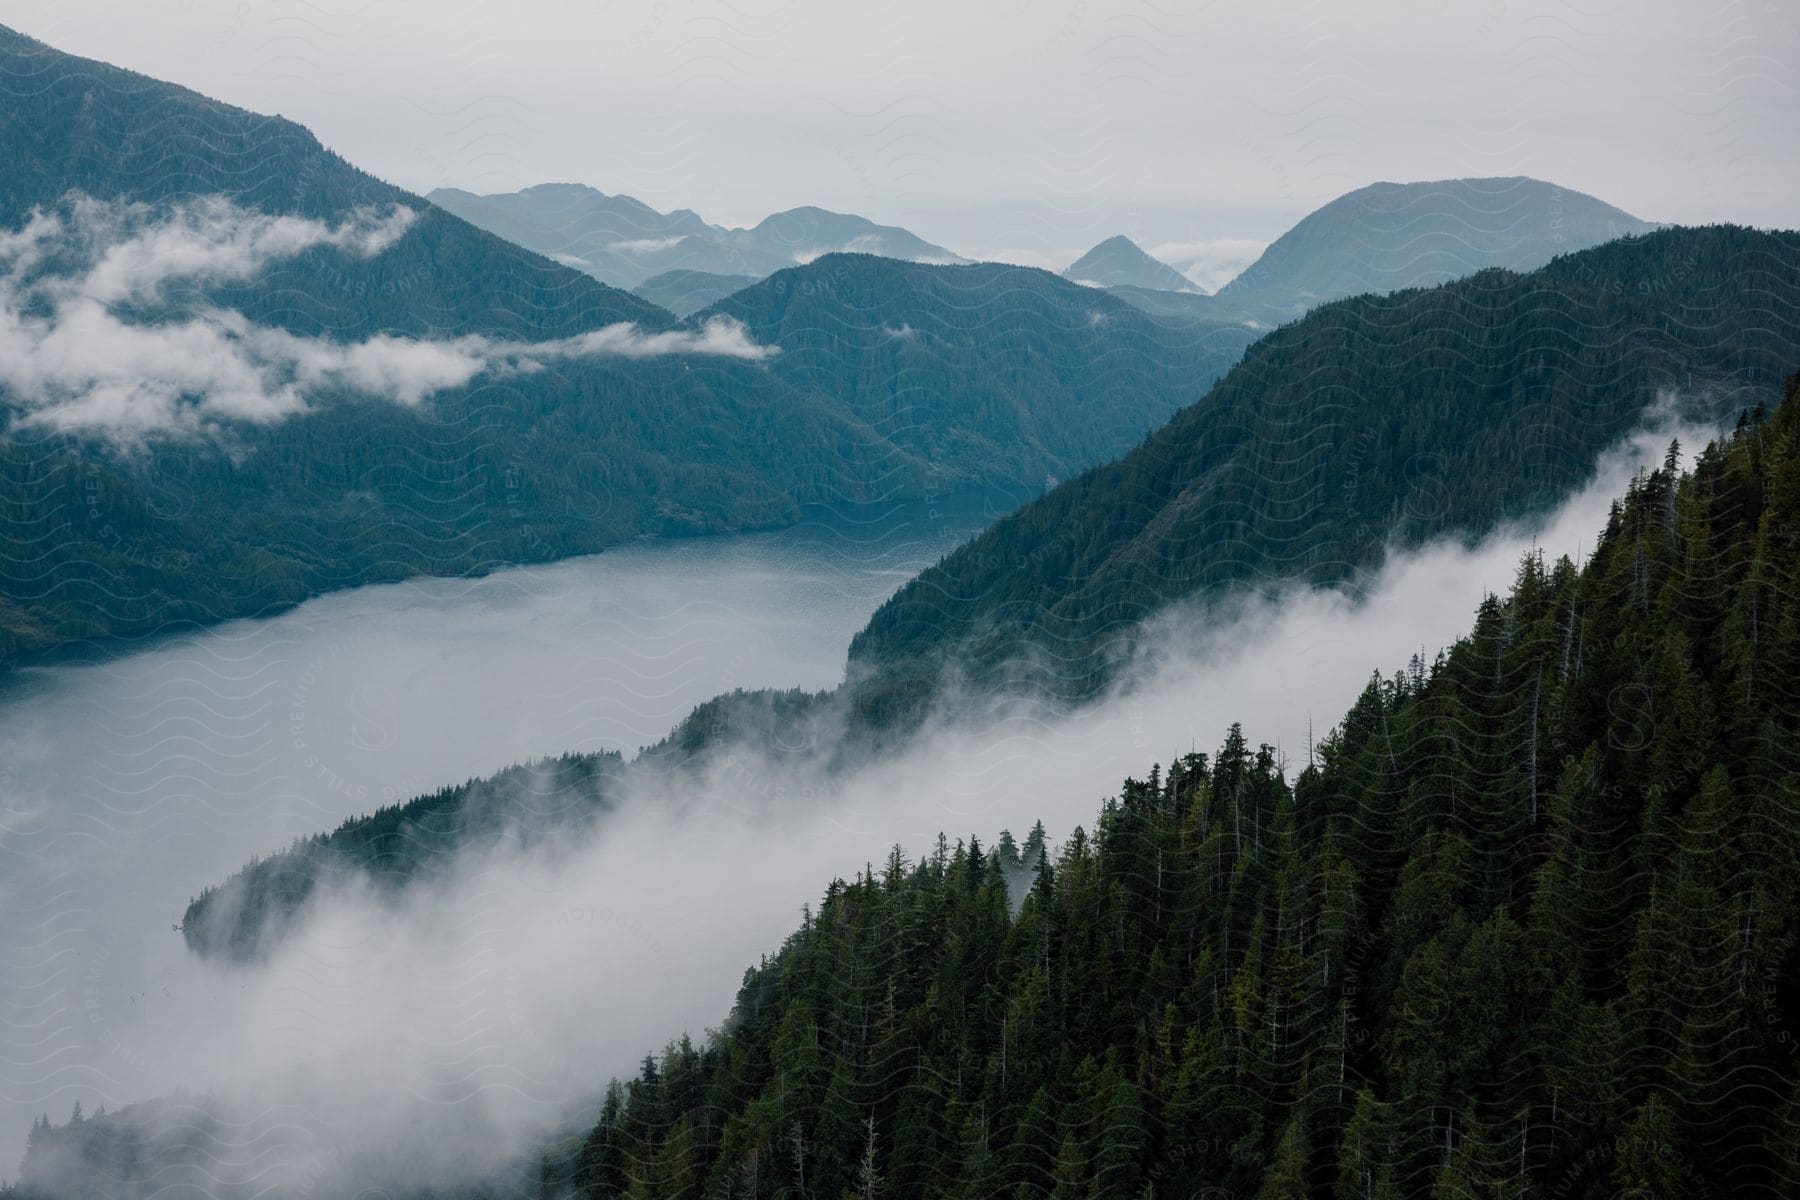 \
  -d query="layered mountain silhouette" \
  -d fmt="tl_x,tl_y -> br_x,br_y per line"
1062,234 -> 1200,293
1102,176 -> 1658,328
431,173 -> 1656,336
0,25 -> 1253,667
430,183 -> 965,289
